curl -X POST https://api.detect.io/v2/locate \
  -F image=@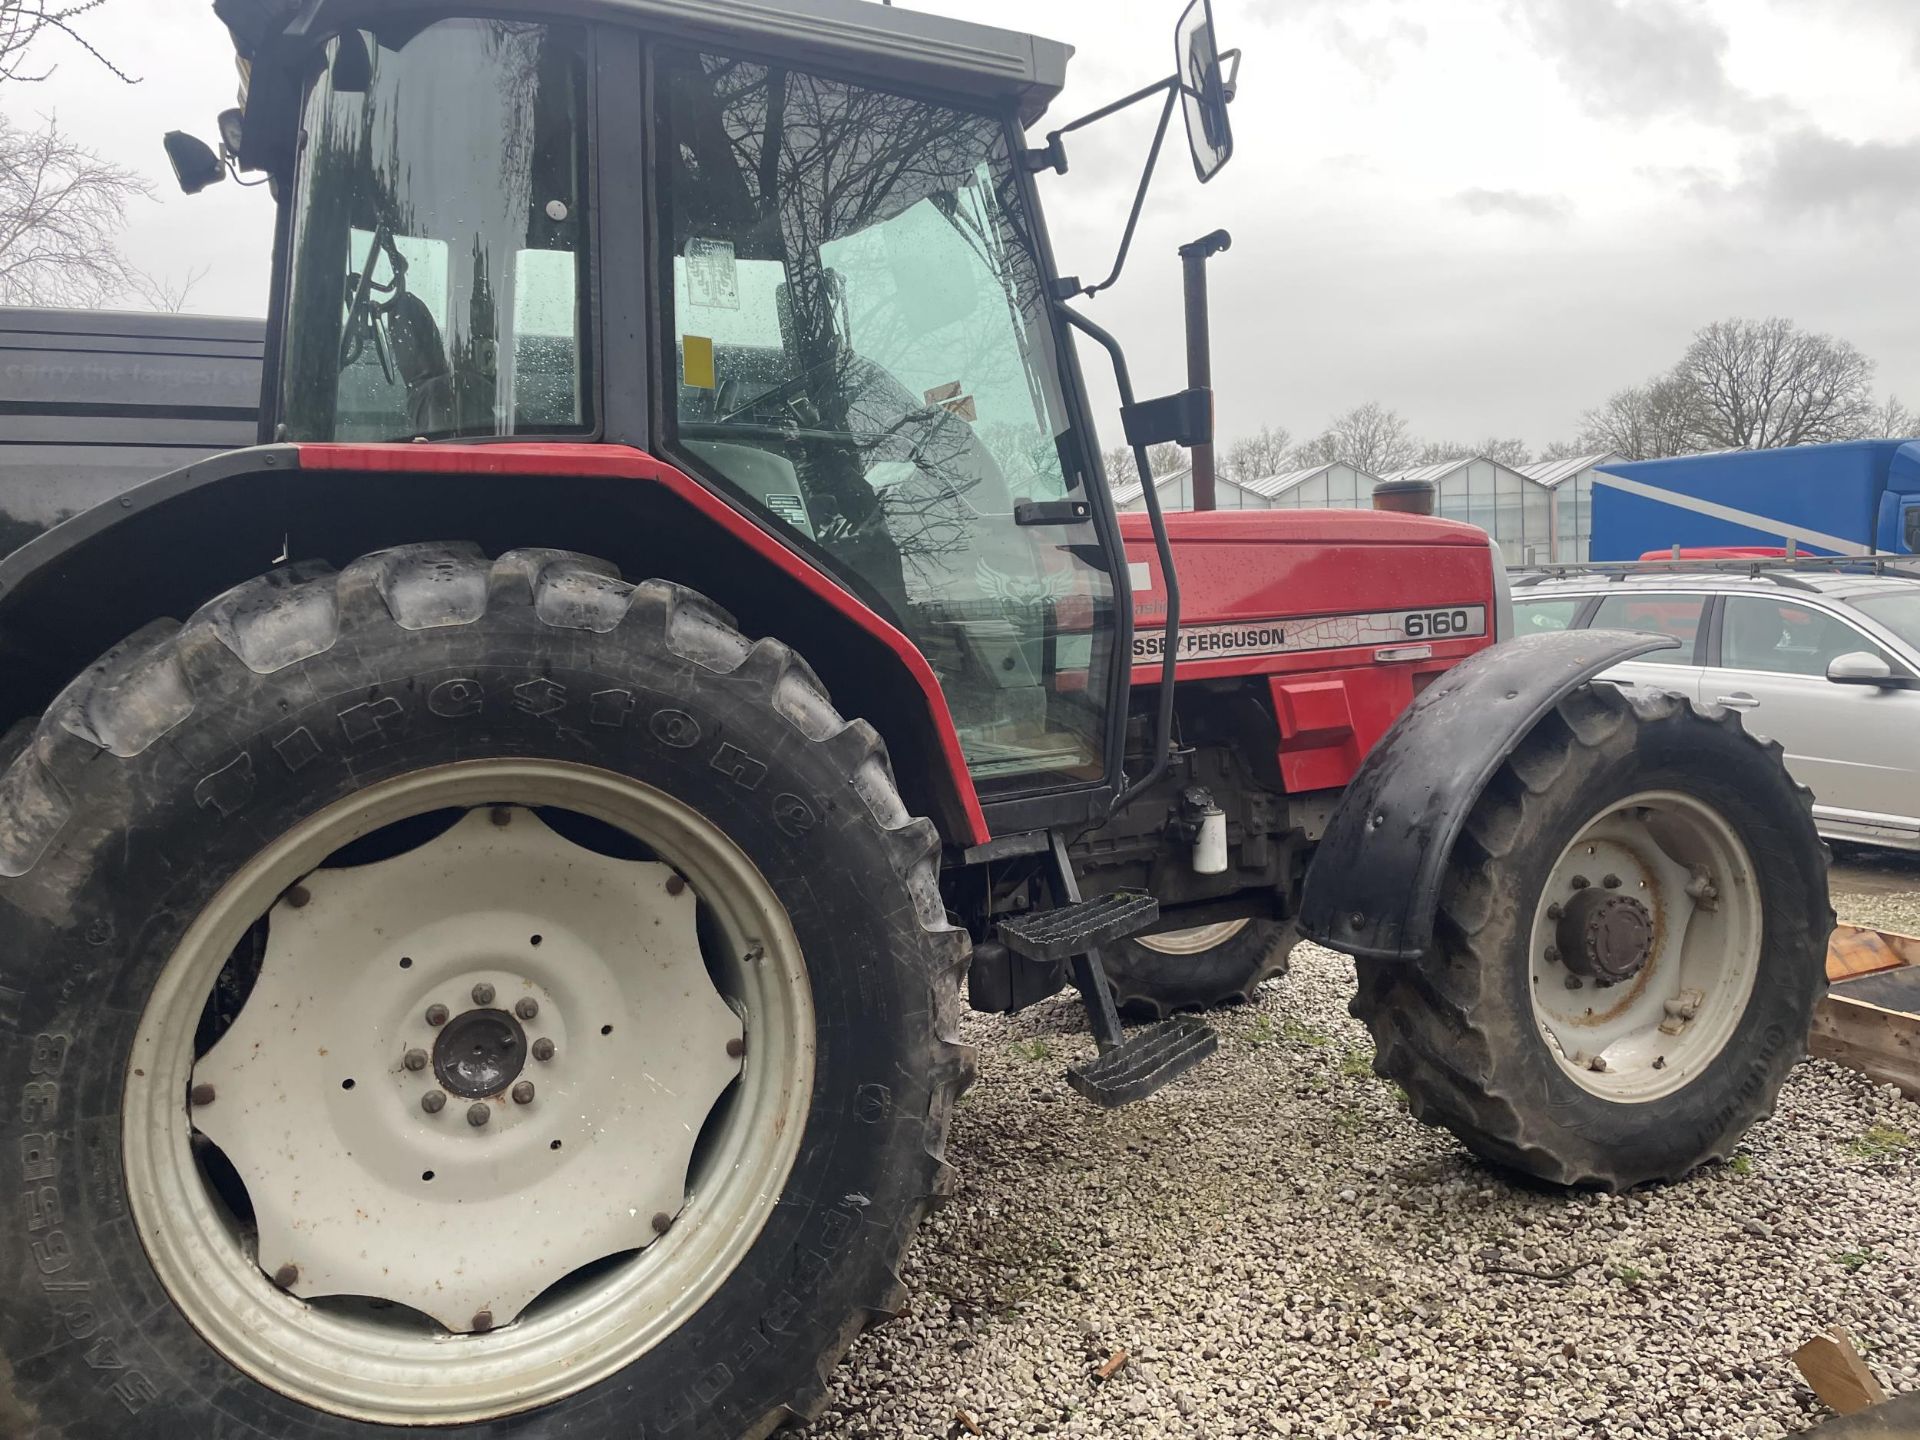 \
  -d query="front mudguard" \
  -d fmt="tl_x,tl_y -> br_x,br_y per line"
1298,629 -> 1677,962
